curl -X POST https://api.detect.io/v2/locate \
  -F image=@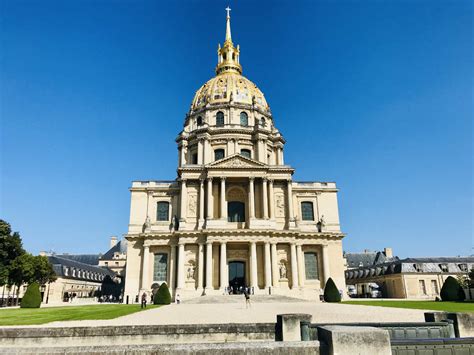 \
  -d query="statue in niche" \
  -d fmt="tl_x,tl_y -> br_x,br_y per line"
279,261 -> 287,279
317,215 -> 326,232
187,262 -> 196,280
142,216 -> 151,233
